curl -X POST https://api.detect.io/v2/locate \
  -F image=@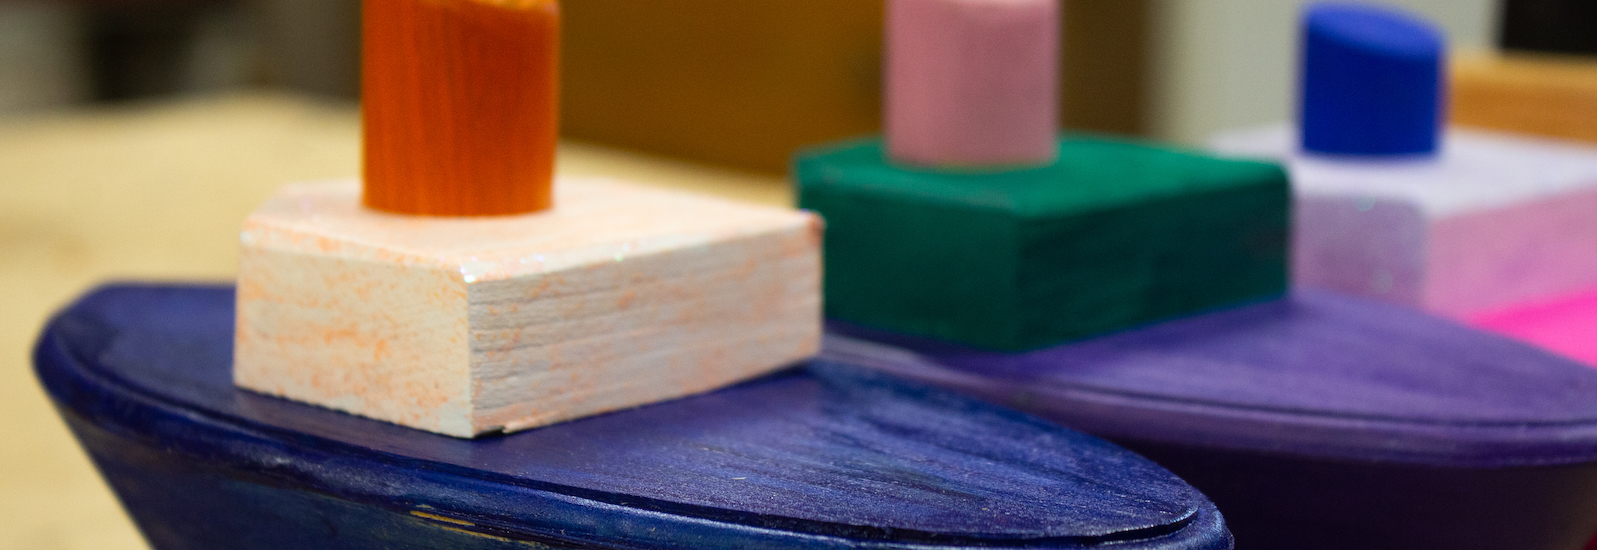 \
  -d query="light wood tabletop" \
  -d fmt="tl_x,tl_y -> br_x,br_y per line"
0,93 -> 789,550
